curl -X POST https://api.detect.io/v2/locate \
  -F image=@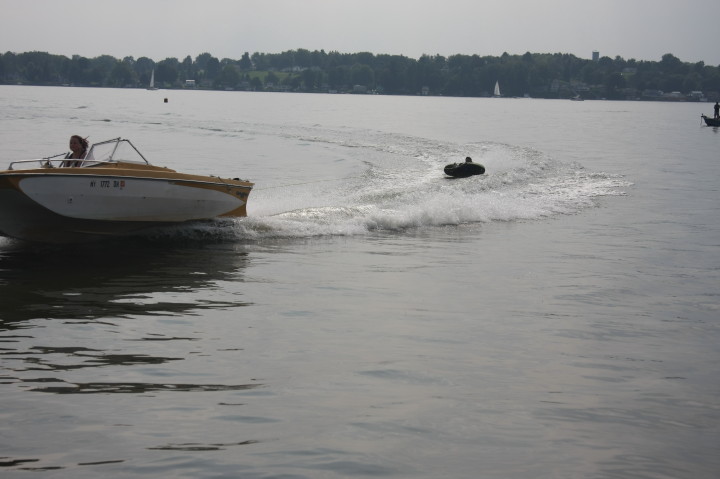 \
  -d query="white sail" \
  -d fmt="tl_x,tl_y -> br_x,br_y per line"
493,81 -> 501,97
147,69 -> 157,90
